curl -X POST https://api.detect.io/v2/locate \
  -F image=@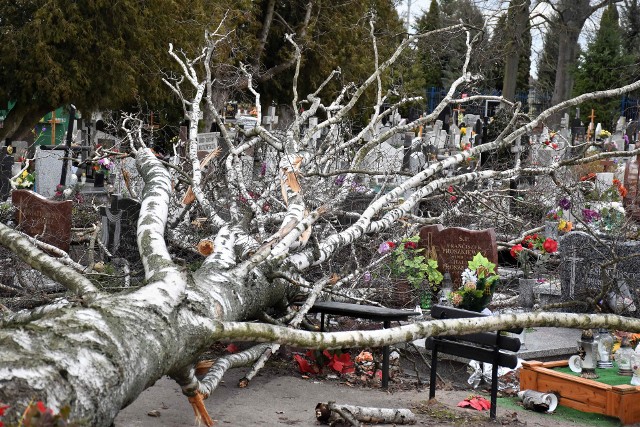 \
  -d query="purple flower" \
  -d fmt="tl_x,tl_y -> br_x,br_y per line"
582,208 -> 601,223
625,135 -> 630,144
558,198 -> 571,210
260,162 -> 267,176
363,271 -> 371,282
334,175 -> 345,186
378,242 -> 391,254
